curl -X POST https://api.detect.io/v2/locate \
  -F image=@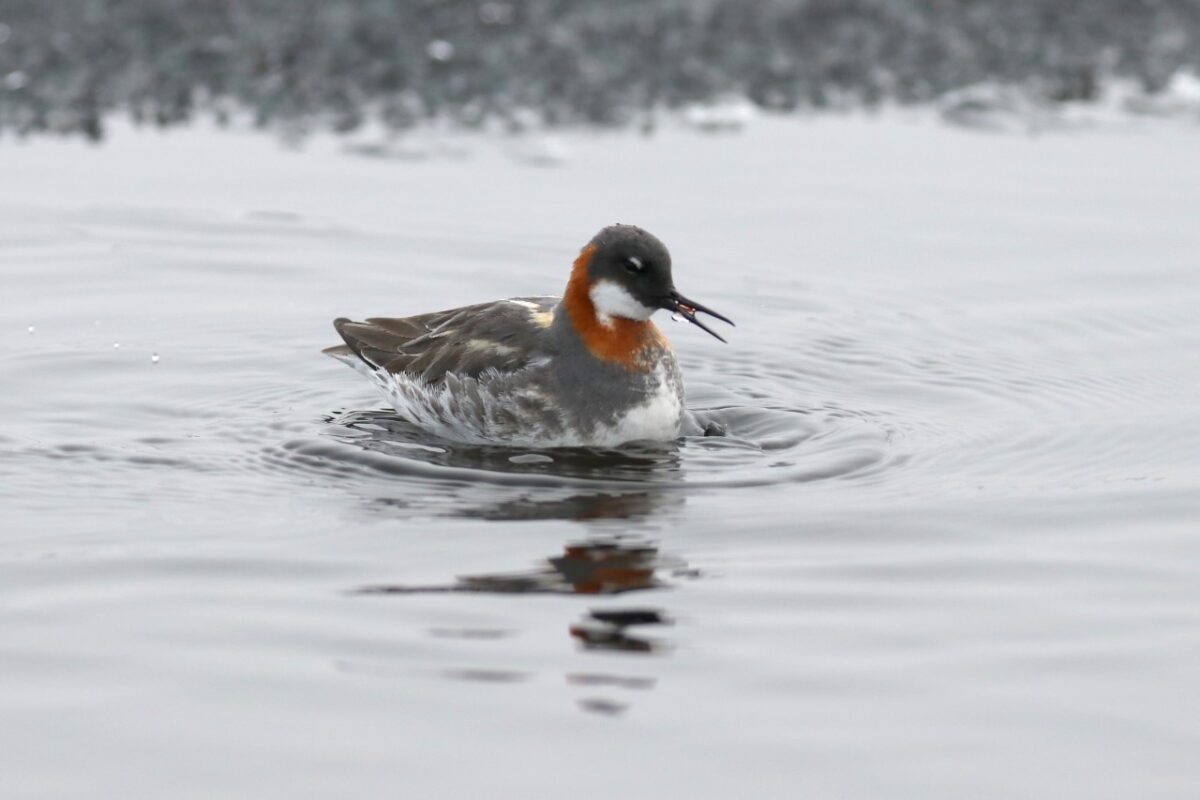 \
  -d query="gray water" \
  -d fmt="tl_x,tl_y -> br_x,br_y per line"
2,117 -> 1199,798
